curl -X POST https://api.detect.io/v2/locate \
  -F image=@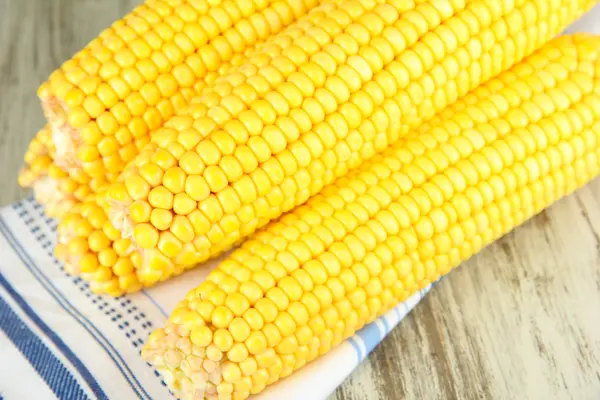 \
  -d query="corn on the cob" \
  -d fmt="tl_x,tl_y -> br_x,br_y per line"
19,127 -> 92,218
40,0 -> 323,184
141,34 -> 600,400
104,0 -> 597,286
58,24 -> 599,301
28,0 -> 329,216
25,0 -> 330,217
